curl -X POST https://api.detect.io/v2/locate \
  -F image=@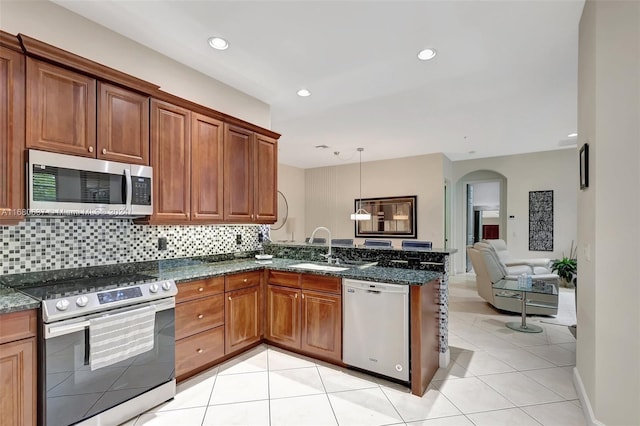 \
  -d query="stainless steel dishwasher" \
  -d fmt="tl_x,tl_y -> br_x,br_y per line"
342,278 -> 409,382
